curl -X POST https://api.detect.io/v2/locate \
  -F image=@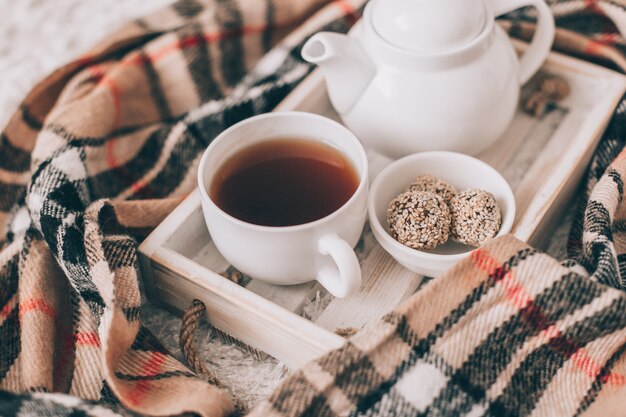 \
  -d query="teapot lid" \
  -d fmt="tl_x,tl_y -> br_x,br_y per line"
371,0 -> 487,53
